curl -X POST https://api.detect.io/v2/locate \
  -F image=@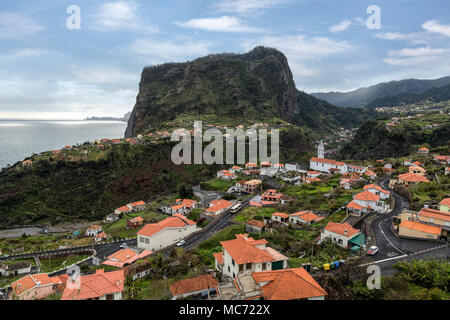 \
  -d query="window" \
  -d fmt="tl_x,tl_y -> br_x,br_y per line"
262,263 -> 266,271
232,259 -> 235,266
